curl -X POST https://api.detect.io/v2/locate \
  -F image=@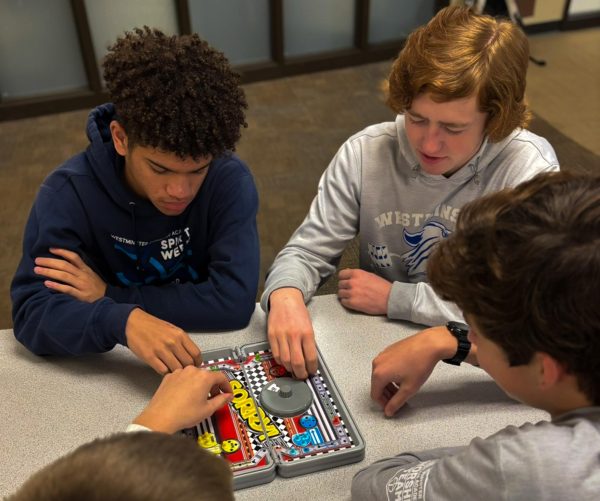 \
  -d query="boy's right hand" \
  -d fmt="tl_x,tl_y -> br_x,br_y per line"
371,326 -> 458,417
125,308 -> 202,375
133,366 -> 233,433
267,288 -> 318,380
